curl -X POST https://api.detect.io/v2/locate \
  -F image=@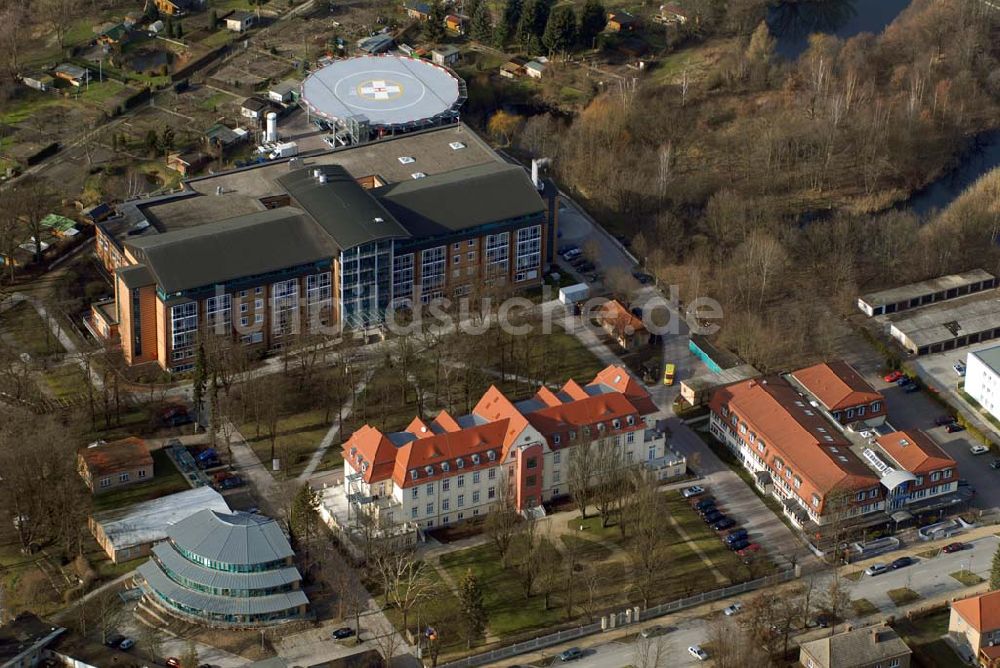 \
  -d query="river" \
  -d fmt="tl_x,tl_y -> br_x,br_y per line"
767,0 -> 913,61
